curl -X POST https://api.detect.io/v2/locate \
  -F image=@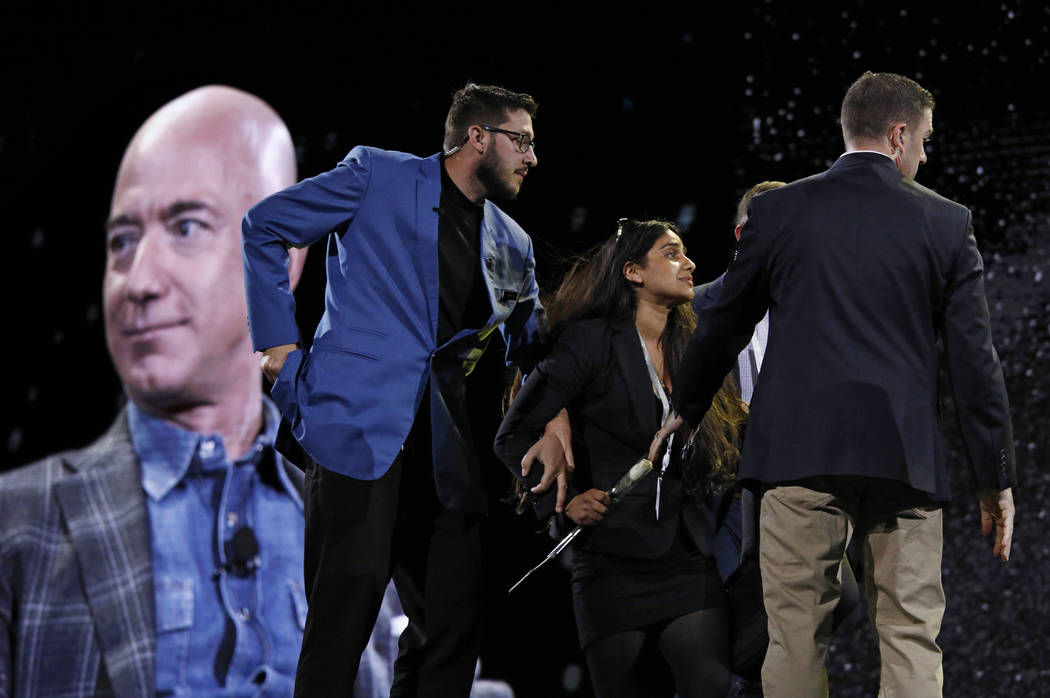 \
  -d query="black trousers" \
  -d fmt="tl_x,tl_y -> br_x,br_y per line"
293,407 -> 483,697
